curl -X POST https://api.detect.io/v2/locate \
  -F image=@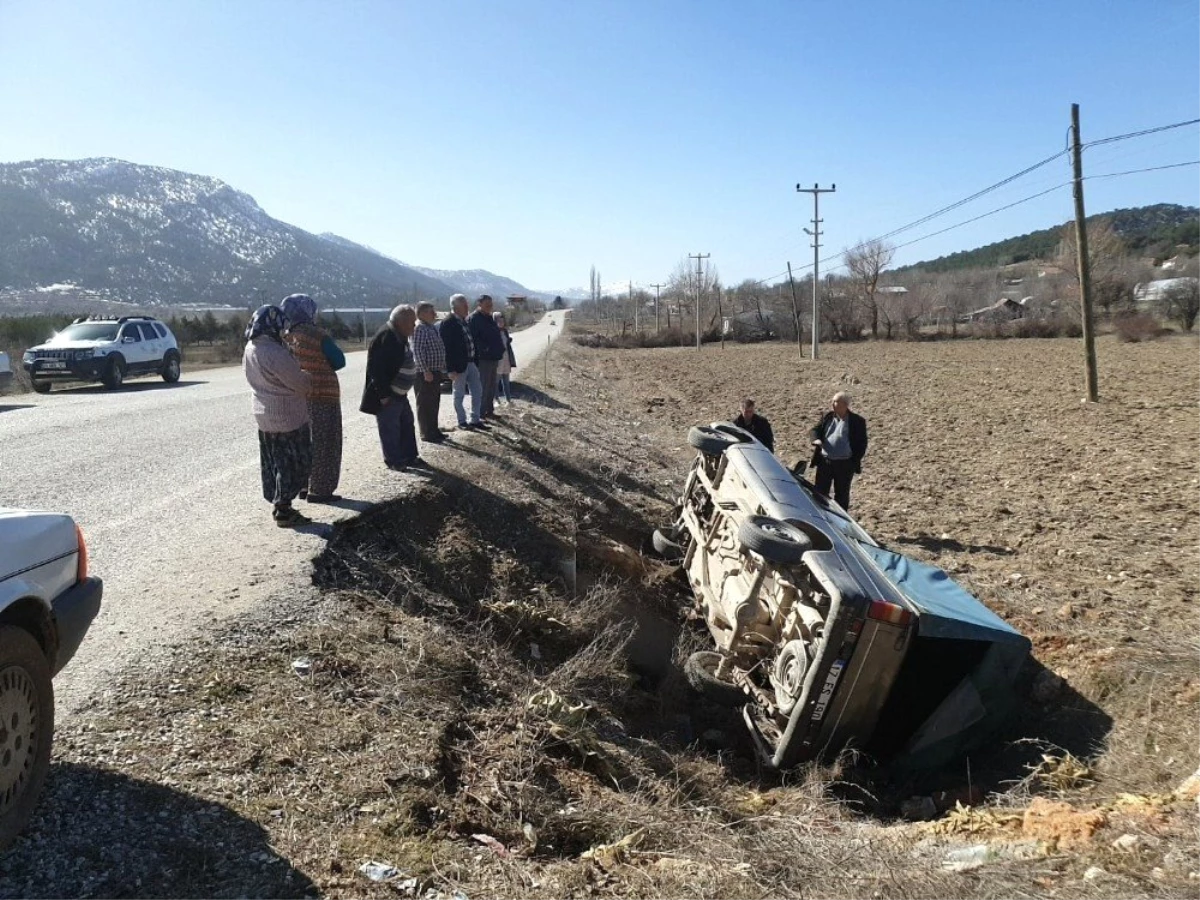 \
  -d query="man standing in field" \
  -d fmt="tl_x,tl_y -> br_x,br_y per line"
810,391 -> 868,510
469,294 -> 506,420
733,397 -> 775,452
360,304 -> 425,470
440,294 -> 486,431
412,301 -> 449,444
